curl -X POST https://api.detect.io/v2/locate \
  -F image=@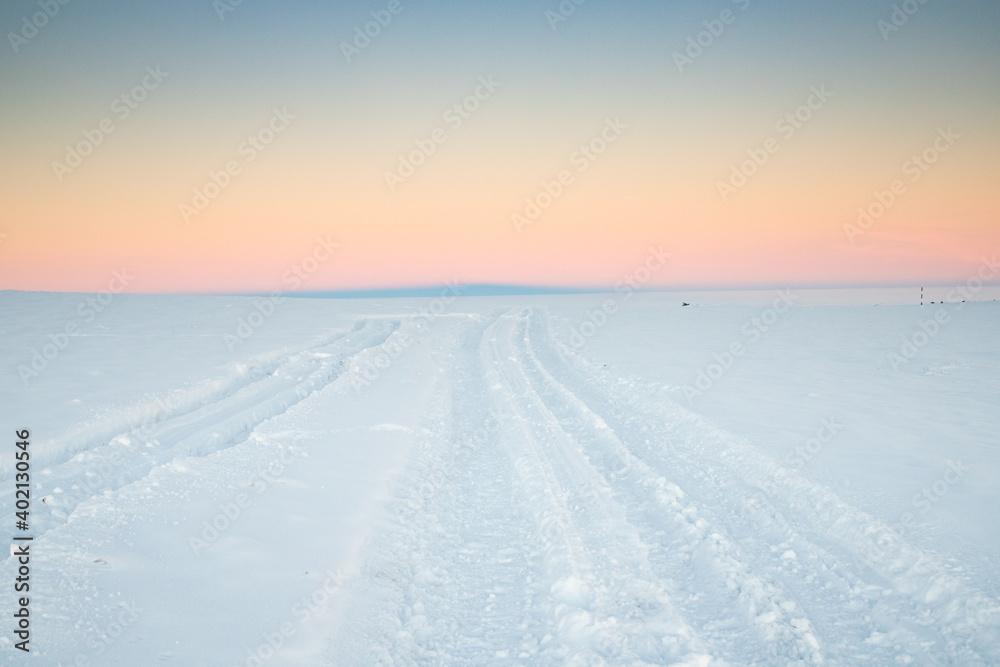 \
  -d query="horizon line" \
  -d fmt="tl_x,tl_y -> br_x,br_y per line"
0,281 -> 983,299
